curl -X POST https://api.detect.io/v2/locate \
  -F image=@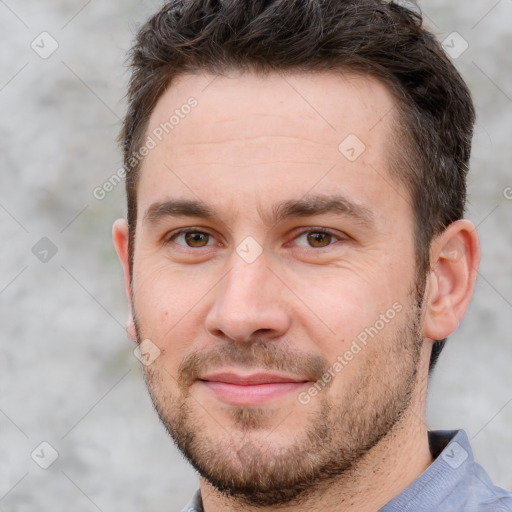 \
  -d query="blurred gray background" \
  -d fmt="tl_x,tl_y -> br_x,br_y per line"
0,1 -> 511,511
